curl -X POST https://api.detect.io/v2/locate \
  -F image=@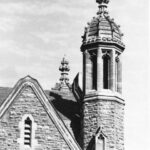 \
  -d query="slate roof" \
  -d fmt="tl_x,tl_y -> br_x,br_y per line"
0,87 -> 12,106
45,90 -> 78,119
45,88 -> 81,143
87,16 -> 122,40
